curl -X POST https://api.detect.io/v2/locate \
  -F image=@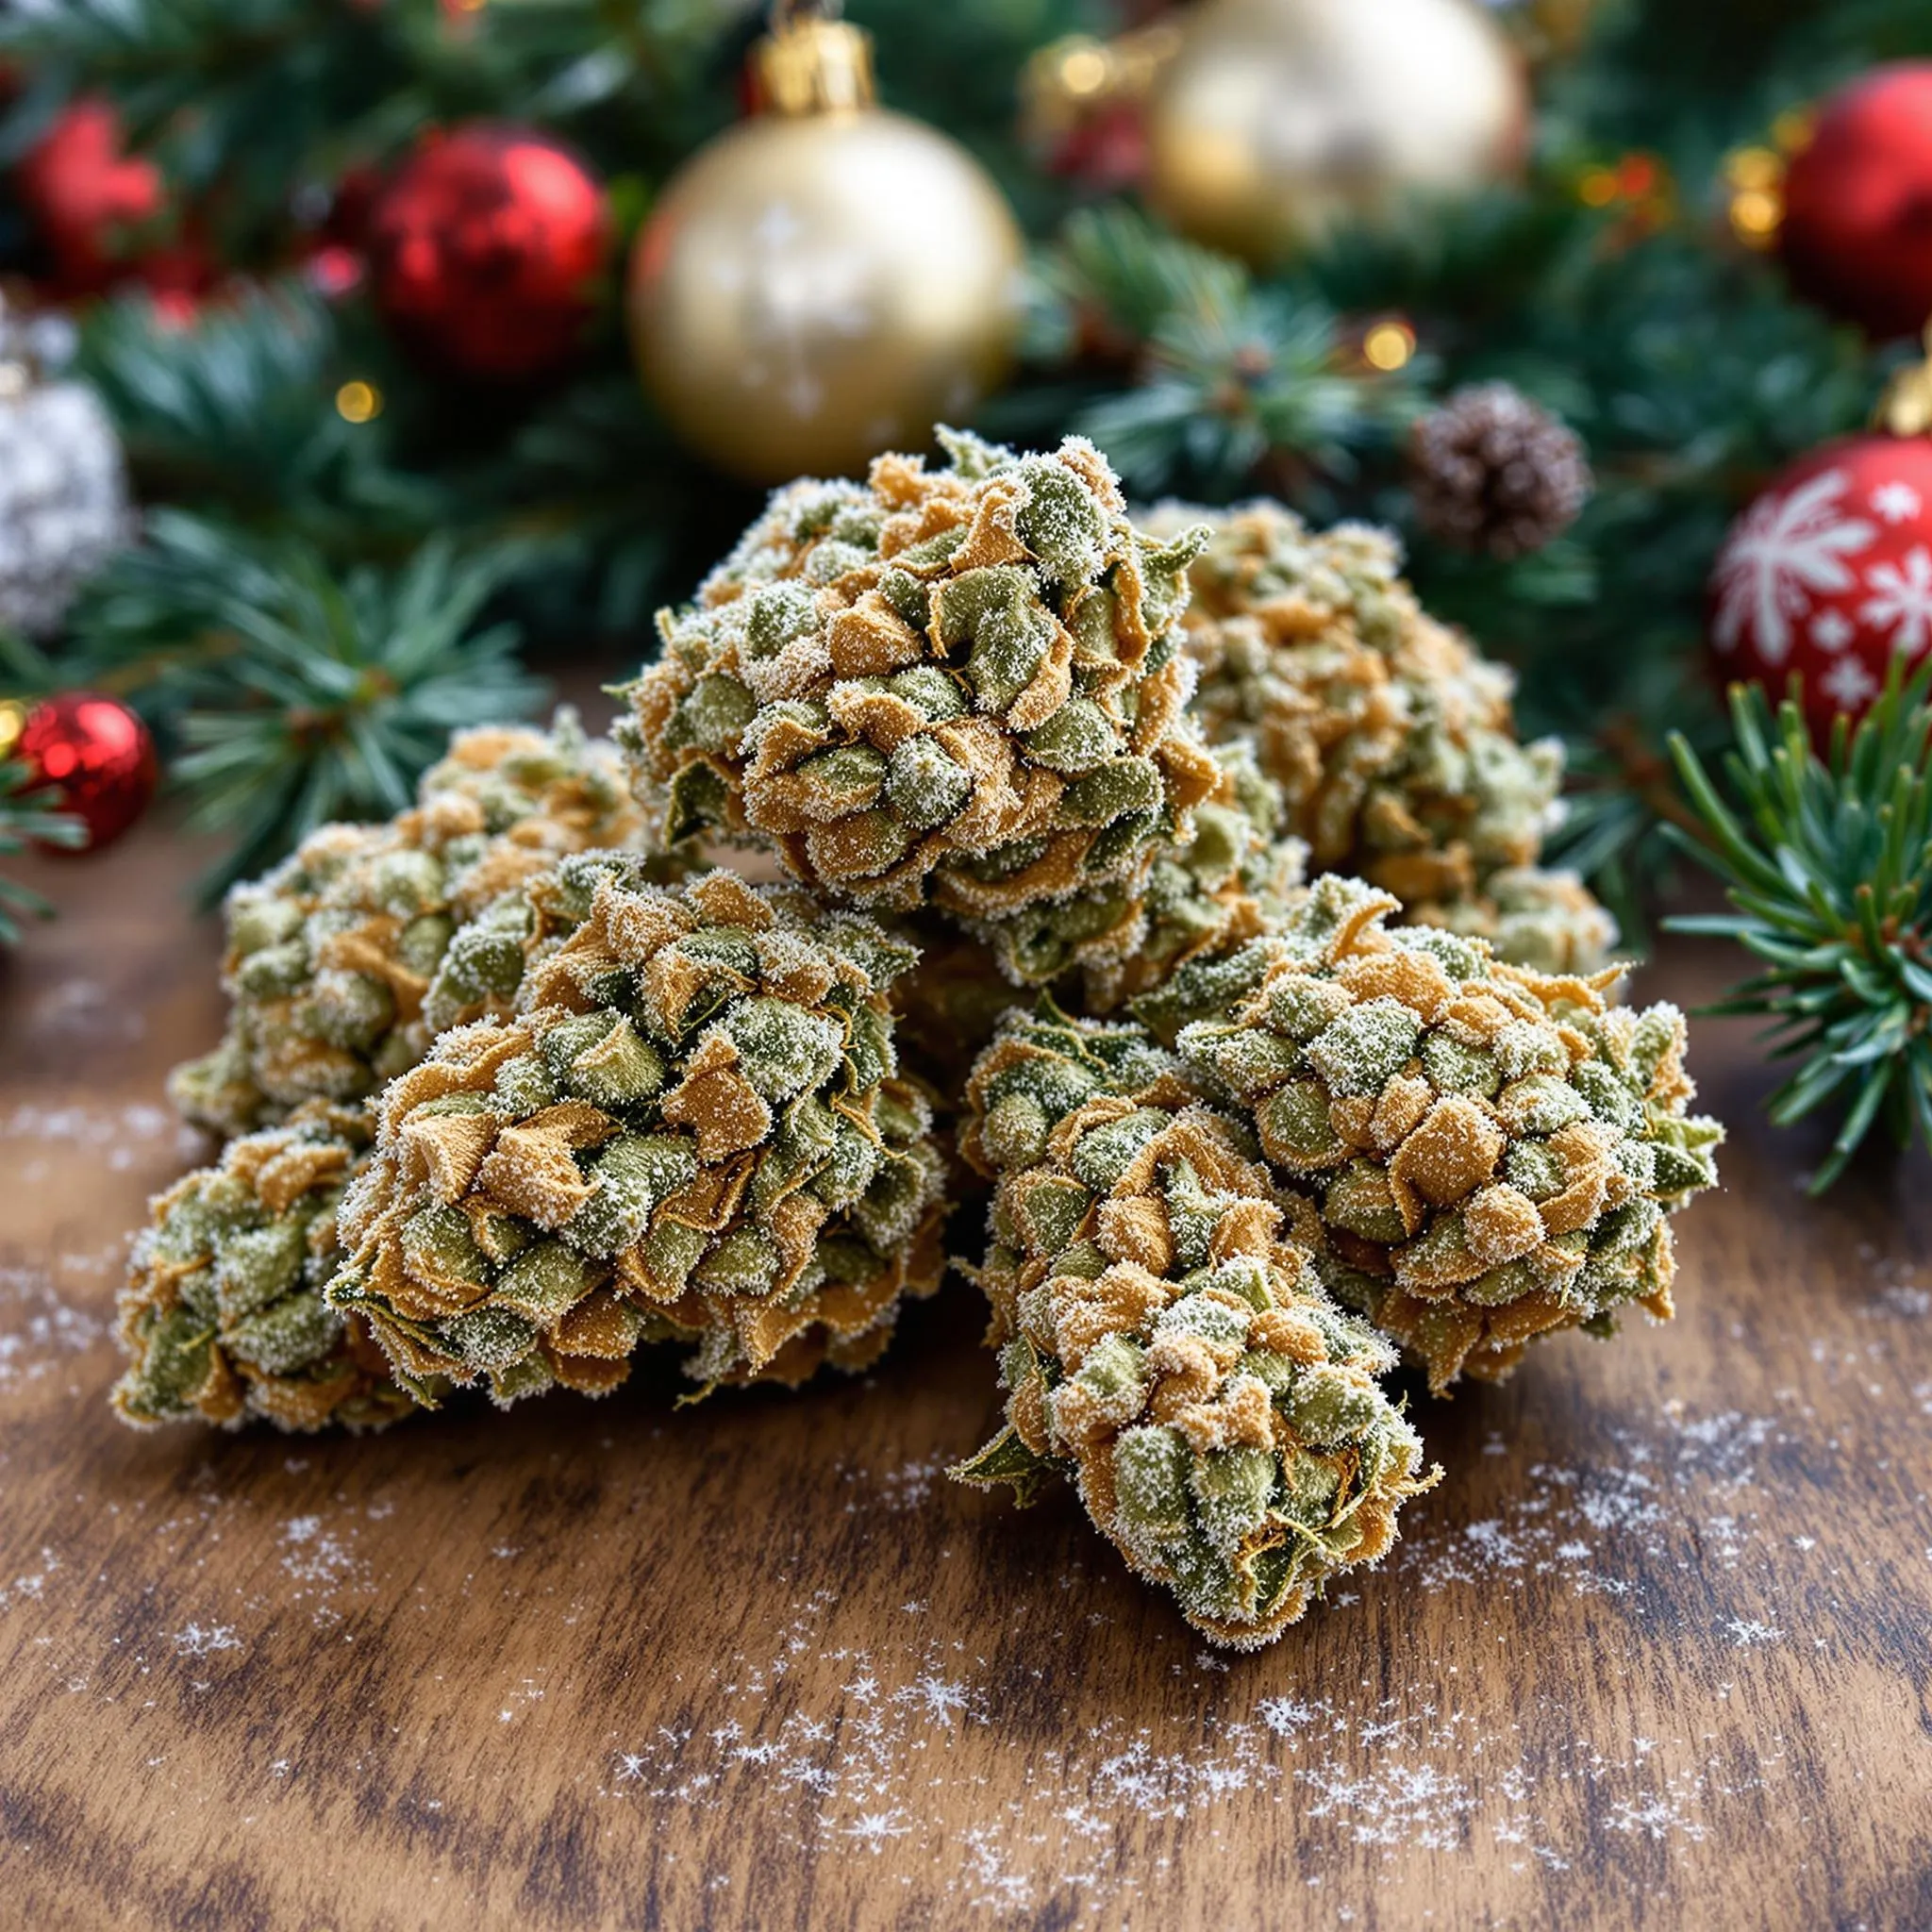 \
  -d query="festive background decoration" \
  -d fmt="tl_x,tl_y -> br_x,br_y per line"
4,691 -> 156,851
628,7 -> 1024,482
368,125 -> 611,381
1669,663 -> 1932,1193
1707,428 -> 1932,740
1779,62 -> 1932,341
0,301 -> 128,637
10,95 -> 208,305
1409,382 -> 1592,560
1141,0 -> 1527,261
